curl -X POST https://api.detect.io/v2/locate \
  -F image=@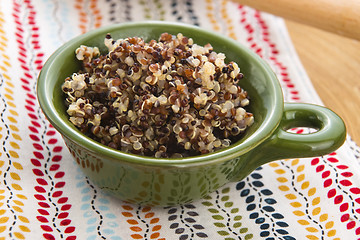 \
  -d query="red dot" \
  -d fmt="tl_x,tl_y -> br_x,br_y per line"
316,165 -> 325,172
327,189 -> 336,198
37,209 -> 50,215
58,212 -> 69,219
60,219 -> 71,226
324,179 -> 332,188
41,225 -> 53,232
33,151 -> 44,159
327,157 -> 339,163
340,180 -> 353,187
37,216 -> 49,223
43,233 -> 55,240
61,204 -> 72,211
311,158 -> 320,165
35,186 -> 46,193
38,202 -> 51,208
33,169 -> 44,176
334,195 -> 343,204
64,226 -> 75,233
337,165 -> 349,170
341,172 -> 354,178
341,214 -> 350,222
340,203 -> 349,212
322,170 -> 330,178
34,194 -> 46,200
347,221 -> 356,229
52,191 -> 63,198
36,178 -> 48,186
